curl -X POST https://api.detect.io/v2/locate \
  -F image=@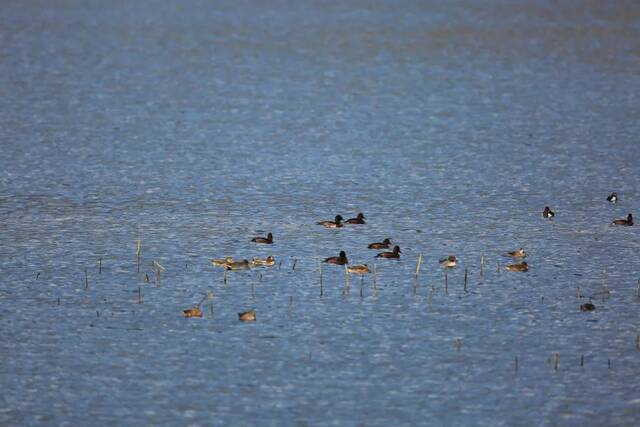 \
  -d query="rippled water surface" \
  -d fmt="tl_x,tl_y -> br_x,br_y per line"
2,1 -> 640,425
